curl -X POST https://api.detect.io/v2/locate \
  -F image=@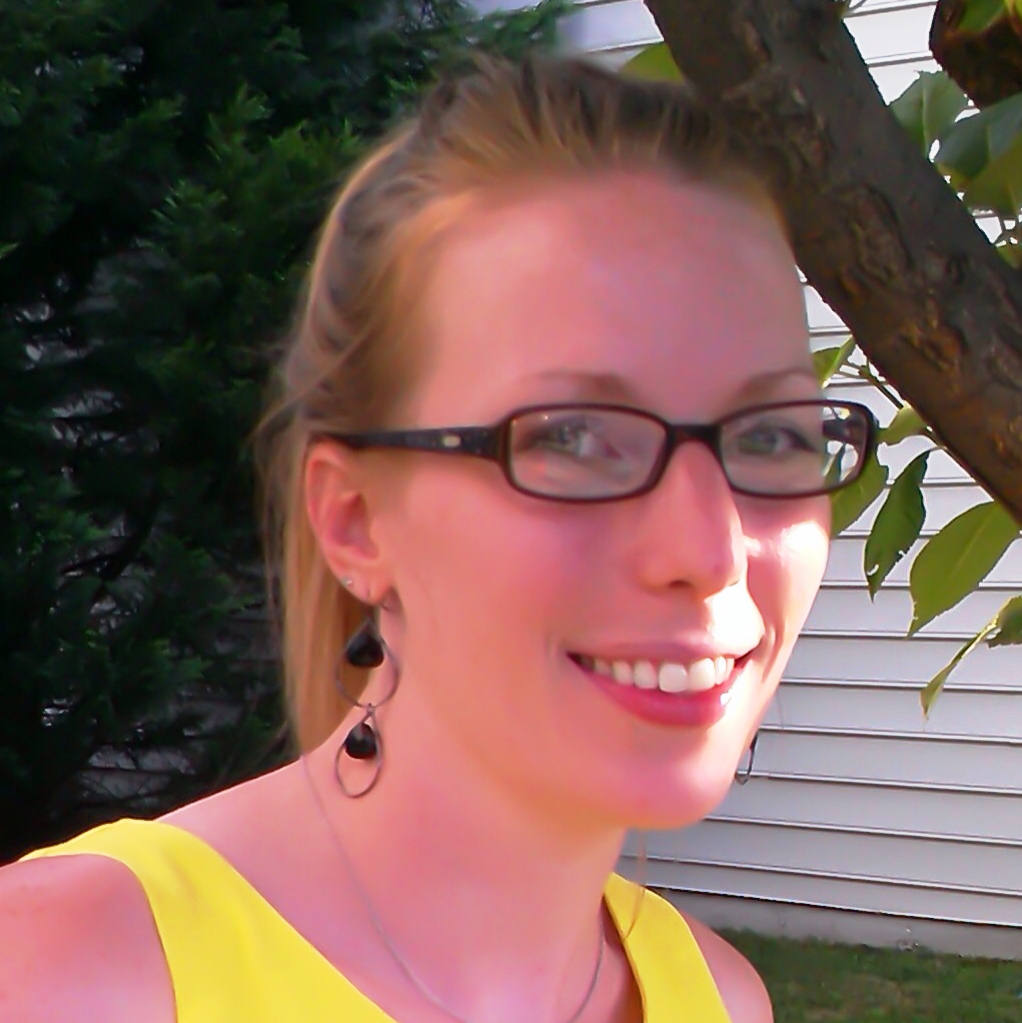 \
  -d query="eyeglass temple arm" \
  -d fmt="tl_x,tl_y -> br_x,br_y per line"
328,426 -> 500,459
